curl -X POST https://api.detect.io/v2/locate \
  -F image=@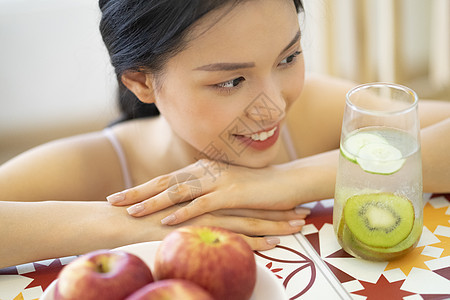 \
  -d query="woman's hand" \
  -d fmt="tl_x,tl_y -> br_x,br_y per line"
146,204 -> 309,251
107,159 -> 311,224
106,152 -> 340,250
